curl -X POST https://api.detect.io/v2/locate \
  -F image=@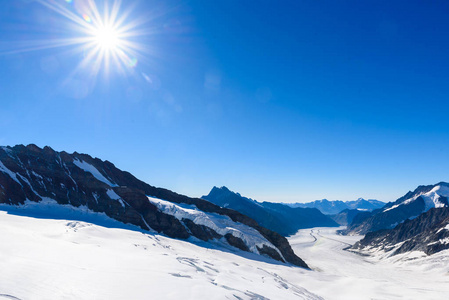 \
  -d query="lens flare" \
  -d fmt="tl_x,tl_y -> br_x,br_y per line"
127,57 -> 138,68
82,14 -> 92,23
